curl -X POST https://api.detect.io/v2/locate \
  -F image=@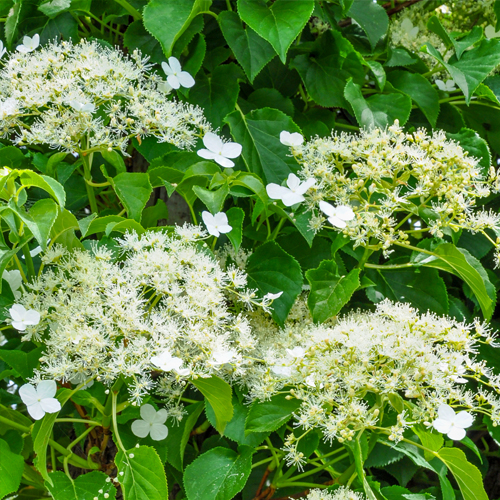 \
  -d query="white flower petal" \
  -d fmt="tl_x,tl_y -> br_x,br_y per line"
27,402 -> 46,420
166,74 -> 180,89
19,383 -> 39,406
213,212 -> 229,226
140,404 -> 157,423
296,178 -> 316,195
161,61 -> 173,76
213,155 -> 235,168
203,132 -> 224,153
221,142 -> 242,159
447,426 -> 466,441
12,321 -> 27,331
40,397 -> 61,415
202,211 -> 215,227
24,310 -> 41,325
454,411 -> 474,429
319,201 -> 335,217
281,191 -> 305,207
168,56 -> 182,74
131,419 -> 151,438
437,404 -> 456,421
266,183 -> 288,200
9,304 -> 27,322
336,205 -> 355,221
150,423 -> 169,441
328,216 -> 347,229
178,71 -> 195,88
3,270 -> 22,292
37,380 -> 57,399
286,173 -> 301,191
432,418 -> 452,434
197,149 -> 218,161
154,409 -> 168,425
